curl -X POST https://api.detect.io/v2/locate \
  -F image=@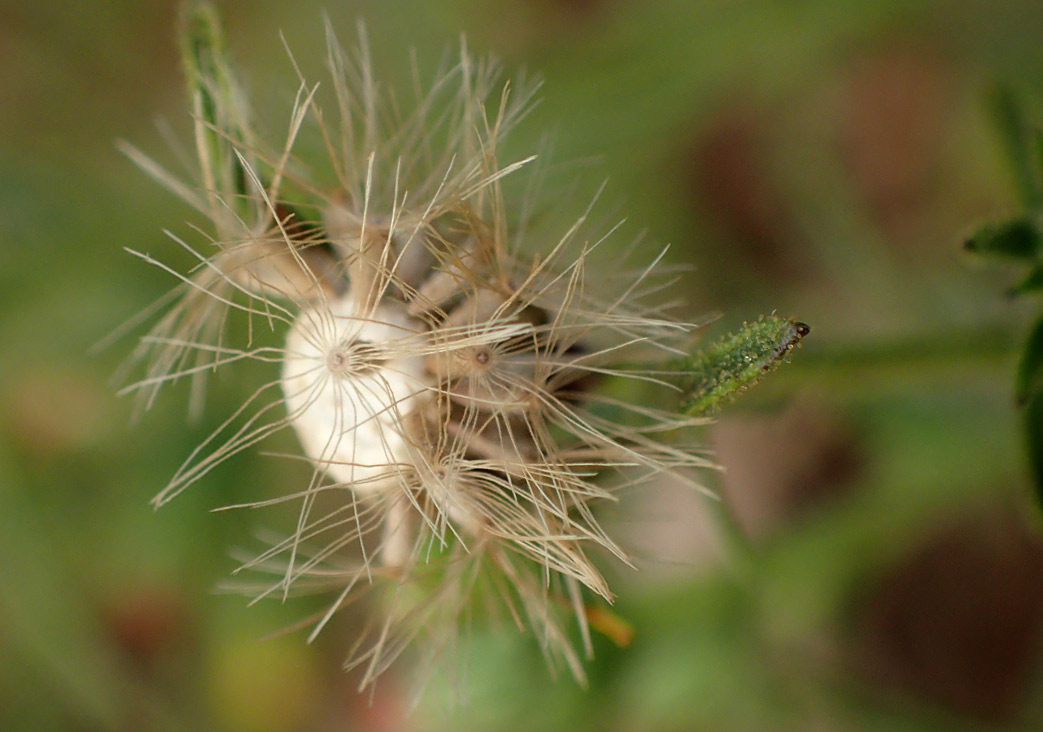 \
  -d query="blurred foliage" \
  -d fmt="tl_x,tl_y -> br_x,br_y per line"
965,84 -> 1043,505
3,1 -> 1043,731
